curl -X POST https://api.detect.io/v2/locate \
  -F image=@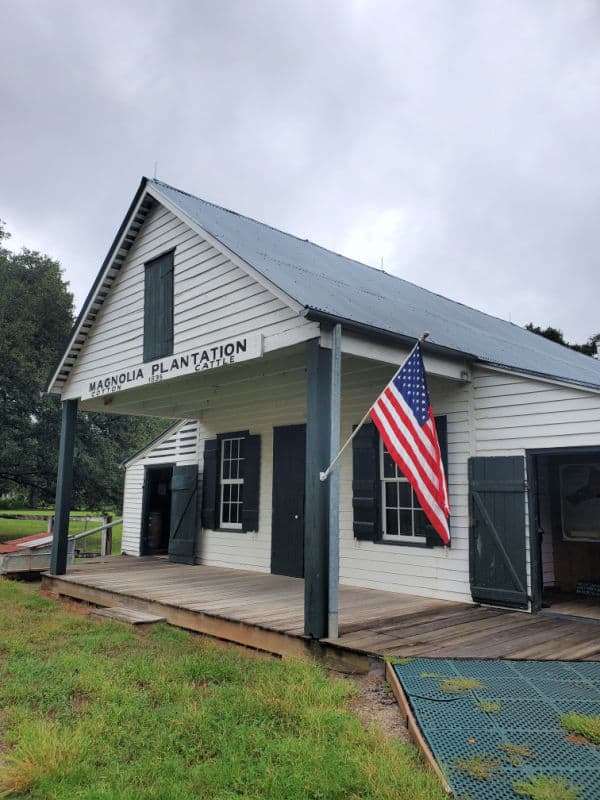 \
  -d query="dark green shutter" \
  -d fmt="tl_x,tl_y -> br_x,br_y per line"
241,434 -> 261,532
144,251 -> 174,362
201,438 -> 219,529
469,456 -> 528,608
168,464 -> 198,564
352,423 -> 380,541
435,415 -> 448,475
